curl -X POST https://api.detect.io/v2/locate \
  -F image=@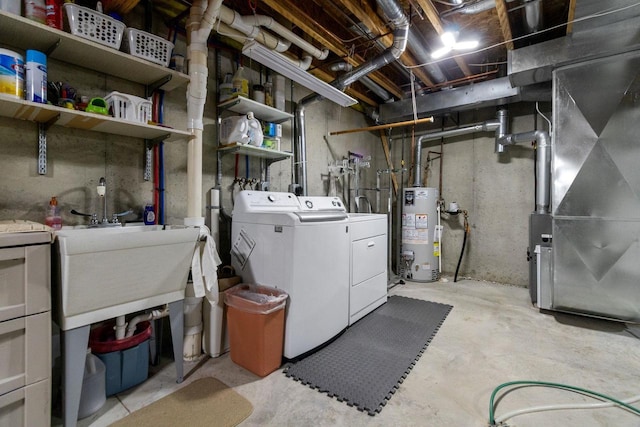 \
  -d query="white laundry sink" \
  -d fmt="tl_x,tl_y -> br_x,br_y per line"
53,225 -> 200,330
